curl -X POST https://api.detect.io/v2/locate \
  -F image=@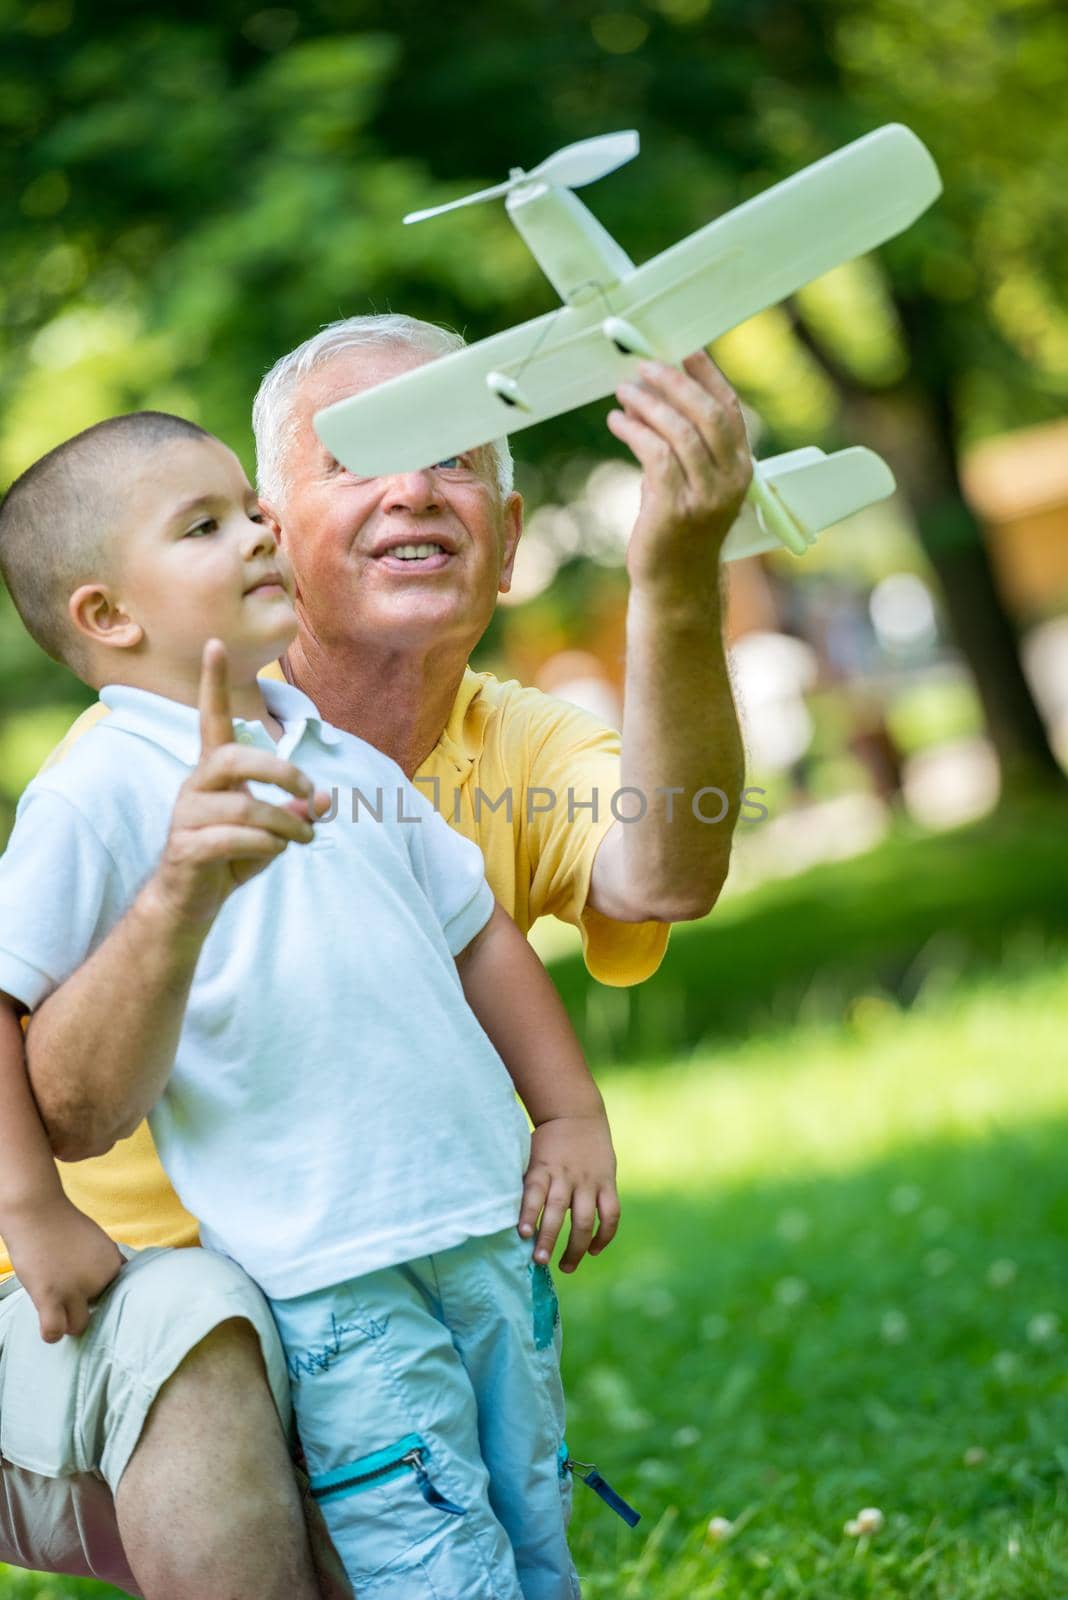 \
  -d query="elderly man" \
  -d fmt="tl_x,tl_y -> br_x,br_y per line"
0,315 -> 748,1598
